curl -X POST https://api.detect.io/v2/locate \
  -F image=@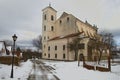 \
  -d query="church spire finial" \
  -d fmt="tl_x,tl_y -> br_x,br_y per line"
49,2 -> 51,7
